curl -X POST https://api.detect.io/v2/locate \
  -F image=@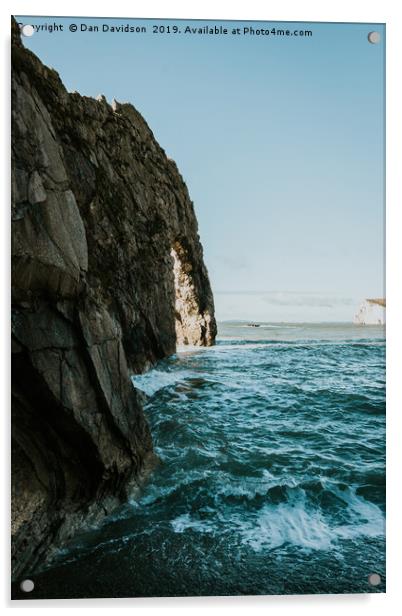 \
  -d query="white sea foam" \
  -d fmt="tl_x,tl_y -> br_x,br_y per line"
239,486 -> 385,553
321,482 -> 386,541
167,472 -> 384,554
171,513 -> 213,534
176,344 -> 212,354
131,369 -> 191,397
215,470 -> 298,501
241,500 -> 334,551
